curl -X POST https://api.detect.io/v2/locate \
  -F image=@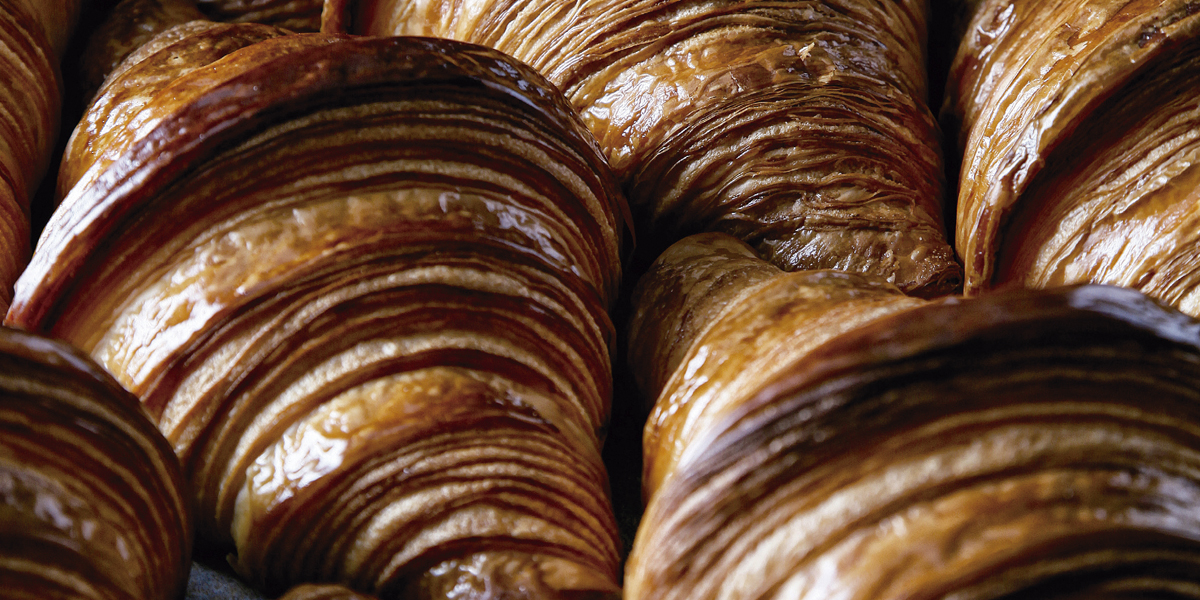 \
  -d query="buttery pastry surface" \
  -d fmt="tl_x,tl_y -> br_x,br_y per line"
947,0 -> 1200,314
330,0 -> 961,296
628,233 -> 925,497
0,0 -> 85,311
0,327 -> 192,600
77,0 -> 211,103
11,23 -> 627,599
626,232 -> 1200,600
